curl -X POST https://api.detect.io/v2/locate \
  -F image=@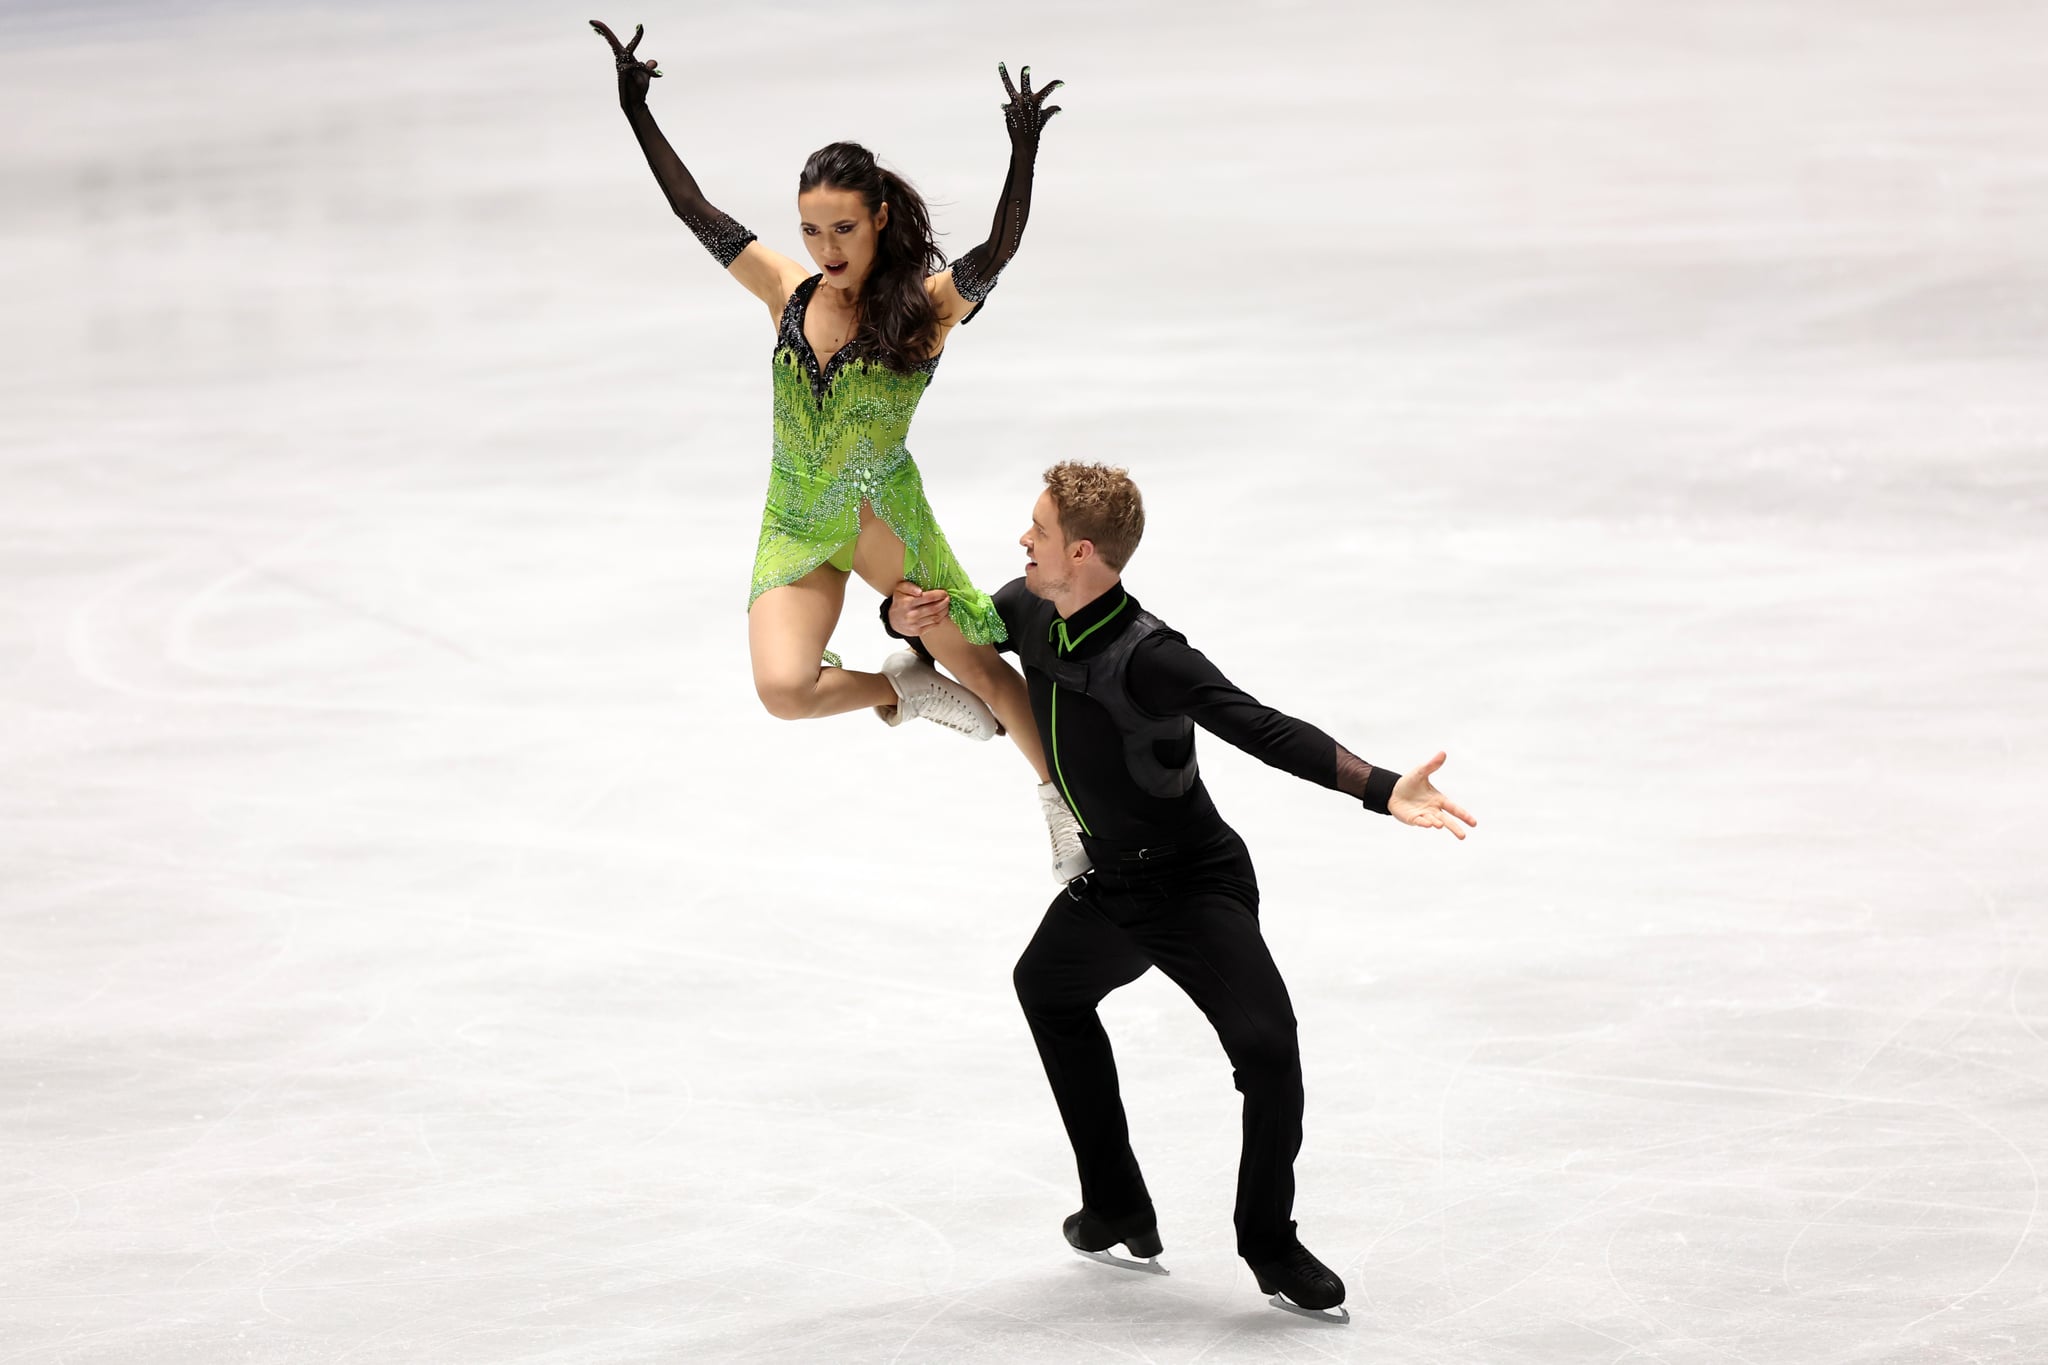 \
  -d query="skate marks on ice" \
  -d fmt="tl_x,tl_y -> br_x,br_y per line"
677,1252 -> 1371,1363
1281,952 -> 2048,1357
